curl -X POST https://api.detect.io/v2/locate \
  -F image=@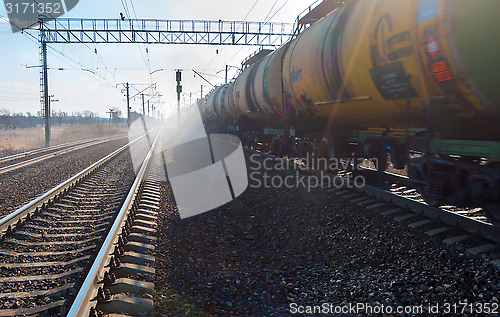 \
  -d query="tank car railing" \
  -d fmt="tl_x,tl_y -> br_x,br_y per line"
291,0 -> 322,37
